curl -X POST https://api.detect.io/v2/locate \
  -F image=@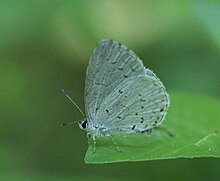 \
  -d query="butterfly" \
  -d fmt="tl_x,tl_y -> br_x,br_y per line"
64,39 -> 169,152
